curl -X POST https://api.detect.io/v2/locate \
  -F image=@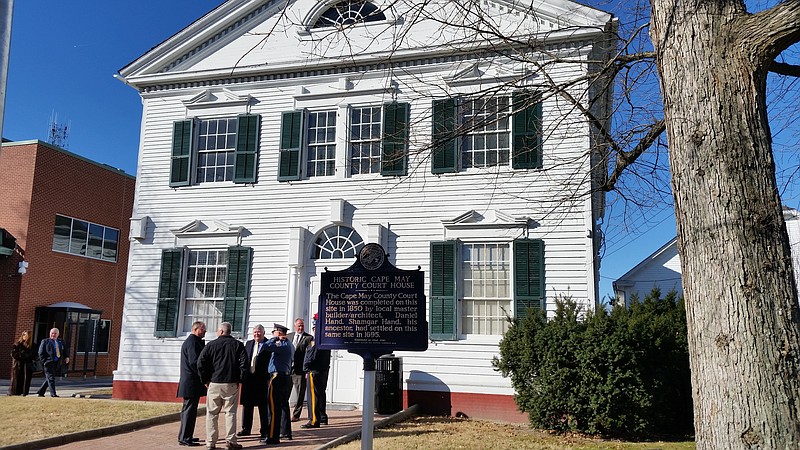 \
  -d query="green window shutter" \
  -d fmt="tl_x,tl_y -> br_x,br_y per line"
234,114 -> 261,184
278,111 -> 303,181
431,98 -> 458,174
429,240 -> 458,340
223,246 -> 252,335
512,91 -> 543,169
155,248 -> 184,337
381,102 -> 410,176
170,120 -> 193,187
514,239 -> 545,319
